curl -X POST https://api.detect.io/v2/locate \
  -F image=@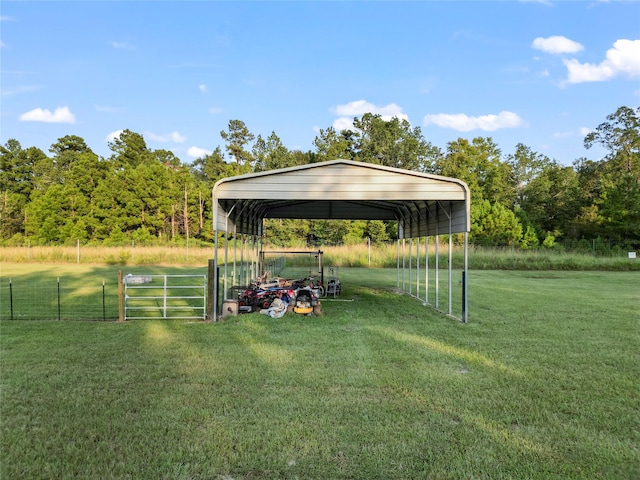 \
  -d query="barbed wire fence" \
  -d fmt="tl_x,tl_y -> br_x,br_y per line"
0,278 -> 120,321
